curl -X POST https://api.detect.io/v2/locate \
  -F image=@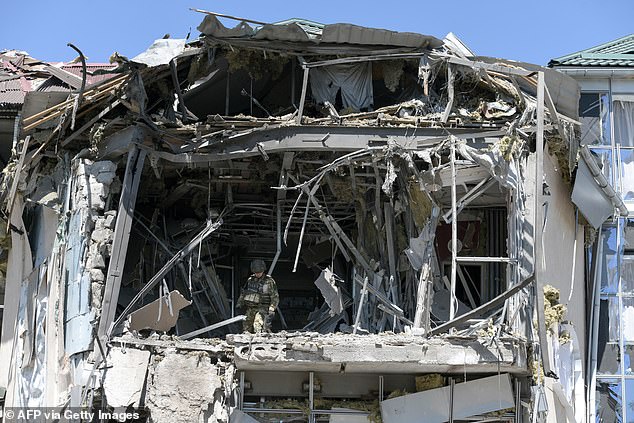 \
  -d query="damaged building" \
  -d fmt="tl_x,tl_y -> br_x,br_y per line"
0,10 -> 622,423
